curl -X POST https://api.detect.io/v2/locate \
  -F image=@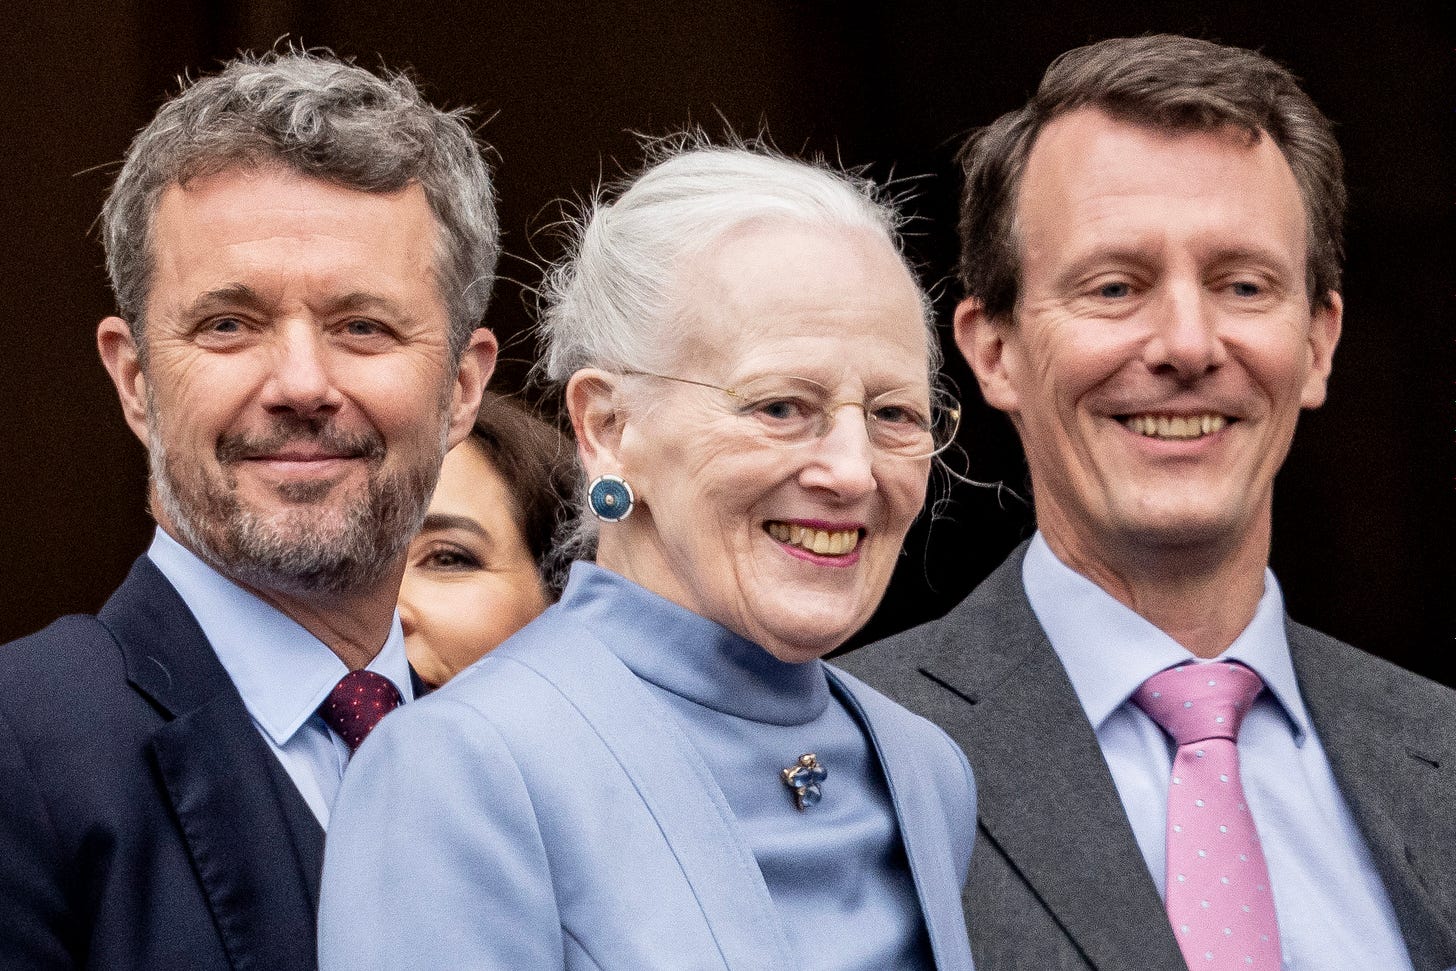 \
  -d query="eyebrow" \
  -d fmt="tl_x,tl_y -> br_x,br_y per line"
328,291 -> 411,319
1055,247 -> 1158,288
1204,246 -> 1297,275
184,284 -> 268,319
419,513 -> 491,542
181,287 -> 411,321
1055,243 -> 1296,290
